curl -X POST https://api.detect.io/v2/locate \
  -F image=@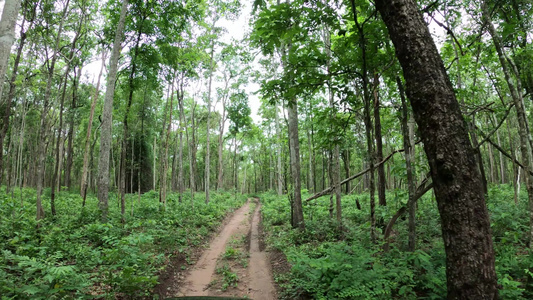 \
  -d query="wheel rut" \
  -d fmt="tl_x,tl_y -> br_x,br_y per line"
175,199 -> 276,299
